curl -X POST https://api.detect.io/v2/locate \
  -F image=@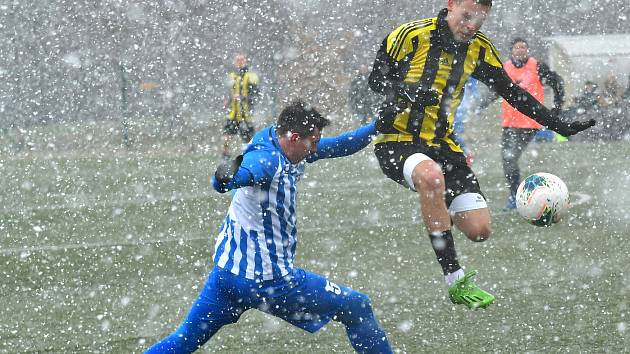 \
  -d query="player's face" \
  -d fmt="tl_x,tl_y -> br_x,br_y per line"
293,128 -> 321,162
511,42 -> 529,61
234,55 -> 247,69
446,0 -> 491,42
